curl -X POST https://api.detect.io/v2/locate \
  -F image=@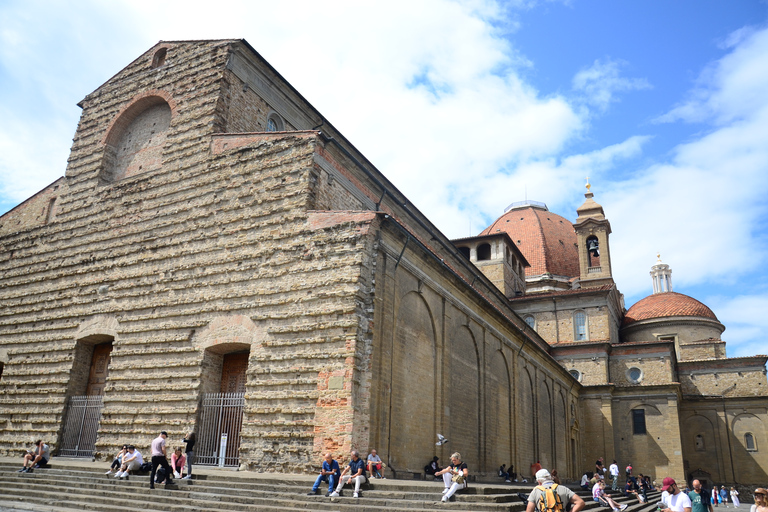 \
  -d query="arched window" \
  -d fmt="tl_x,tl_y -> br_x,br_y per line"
573,311 -> 588,341
477,243 -> 491,261
101,95 -> 172,182
524,315 -> 536,330
457,246 -> 470,259
151,48 -> 167,69
586,235 -> 600,268
266,112 -> 284,132
695,434 -> 705,451
569,369 -> 582,382
746,432 -> 757,451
